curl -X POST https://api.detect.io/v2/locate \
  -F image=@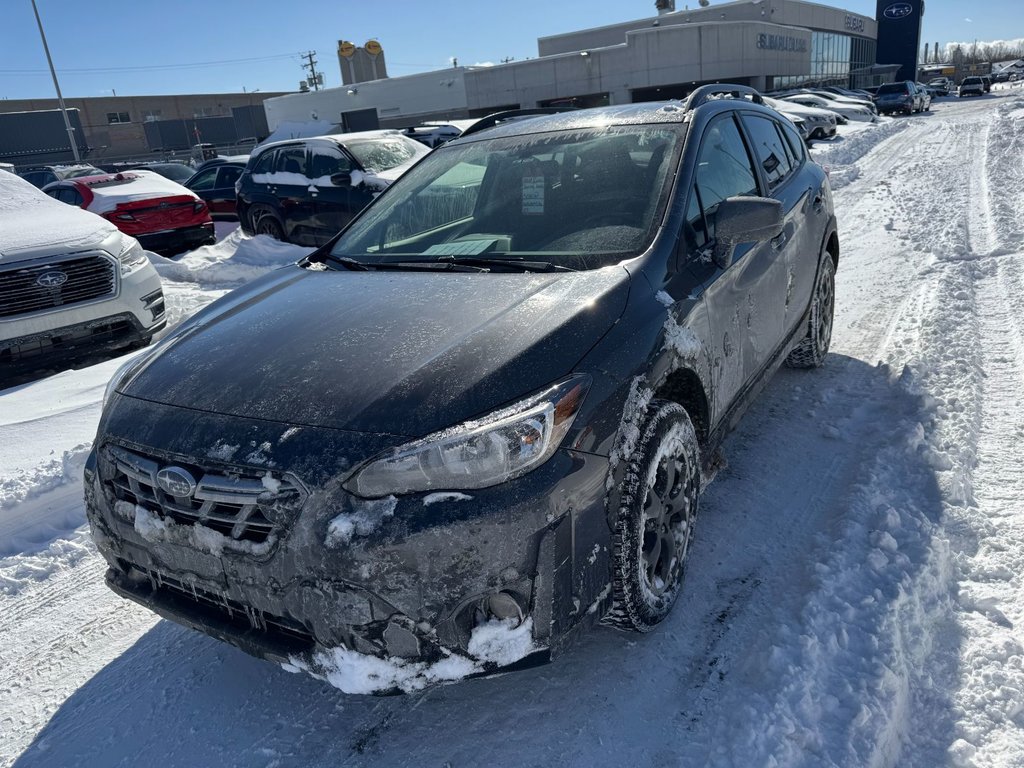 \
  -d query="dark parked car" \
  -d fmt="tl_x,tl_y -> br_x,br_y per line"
19,164 -> 103,188
236,130 -> 429,245
86,86 -> 838,693
874,81 -> 927,115
184,161 -> 246,220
